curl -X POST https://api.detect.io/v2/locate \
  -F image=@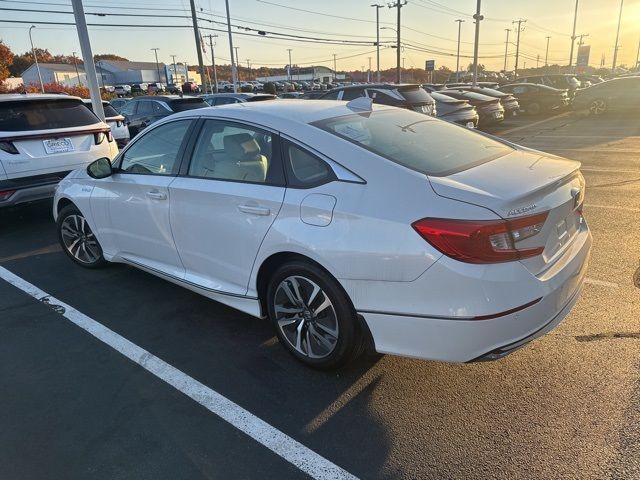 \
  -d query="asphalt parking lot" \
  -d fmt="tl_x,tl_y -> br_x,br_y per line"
1,111 -> 639,480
